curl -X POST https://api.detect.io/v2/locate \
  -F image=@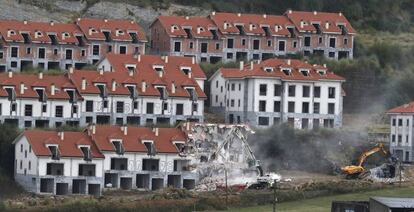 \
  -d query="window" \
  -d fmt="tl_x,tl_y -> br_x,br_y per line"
72,105 -> 78,114
274,84 -> 281,96
115,101 -> 124,113
29,161 -> 31,170
241,39 -> 246,46
55,106 -> 63,117
259,84 -> 267,96
267,40 -> 272,47
26,47 -> 31,54
253,40 -> 260,50
304,36 -> 311,47
227,38 -> 234,48
313,119 -> 320,129
38,48 -> 45,59
108,45 -> 112,53
86,101 -> 93,112
133,101 -> 138,110
392,118 -> 396,126
42,104 -> 47,113
20,144 -> 23,152
174,41 -> 181,52
192,103 -> 198,112
65,49 -> 72,60
0,52 -> 3,59
398,135 -> 402,143
278,41 -> 286,51
11,103 -> 16,112
302,102 -> 309,113
119,46 -> 127,54
344,38 -> 348,45
314,102 -> 320,114
303,86 -> 310,97
407,119 -> 410,126
302,119 -> 309,129
274,101 -> 281,112
146,102 -> 154,114
329,38 -> 336,48
239,83 -> 241,91
81,50 -> 86,57
112,140 -> 124,155
259,101 -> 266,112
288,102 -> 295,113
24,105 -> 32,116
293,41 -> 297,48
328,87 -> 336,98
314,86 -> 321,98
392,134 -> 396,142
53,49 -> 58,55
227,53 -> 233,59
93,45 -> 100,56
328,103 -> 335,114
231,83 -> 235,91
329,52 -> 335,58
215,43 -> 220,50
189,42 -> 193,49
11,47 -> 18,58
319,37 -> 323,44
25,150 -> 27,158
176,103 -> 183,115
288,85 -> 295,97
398,119 -> 403,126
258,117 -> 269,126
238,99 -> 241,107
